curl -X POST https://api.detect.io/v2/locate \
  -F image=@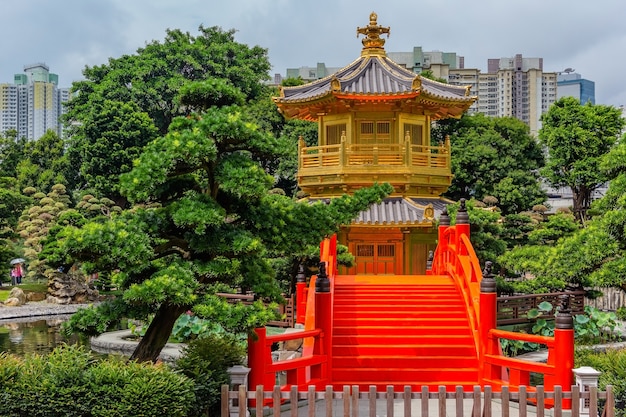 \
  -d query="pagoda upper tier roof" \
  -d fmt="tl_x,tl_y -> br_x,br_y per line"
274,54 -> 476,121
275,12 -> 476,121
